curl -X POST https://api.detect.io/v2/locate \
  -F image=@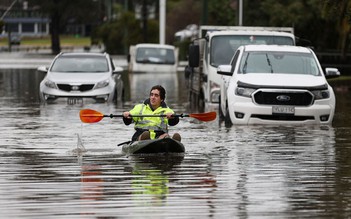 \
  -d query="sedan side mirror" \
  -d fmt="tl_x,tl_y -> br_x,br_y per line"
113,66 -> 124,74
